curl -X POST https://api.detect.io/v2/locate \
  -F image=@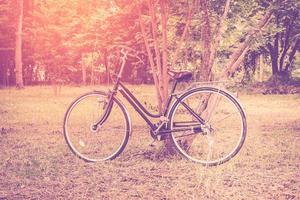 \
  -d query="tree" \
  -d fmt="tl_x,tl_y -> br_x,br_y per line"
138,0 -> 197,112
221,9 -> 273,79
15,0 -> 24,88
139,0 -> 168,112
0,0 -> 15,86
197,0 -> 213,81
27,0 -> 143,85
263,1 -> 300,81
